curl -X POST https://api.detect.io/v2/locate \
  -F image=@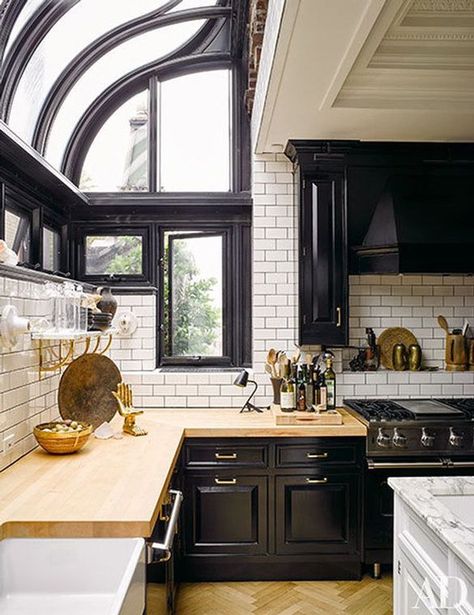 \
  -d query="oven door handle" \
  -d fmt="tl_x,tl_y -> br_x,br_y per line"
147,489 -> 183,563
367,459 -> 446,470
